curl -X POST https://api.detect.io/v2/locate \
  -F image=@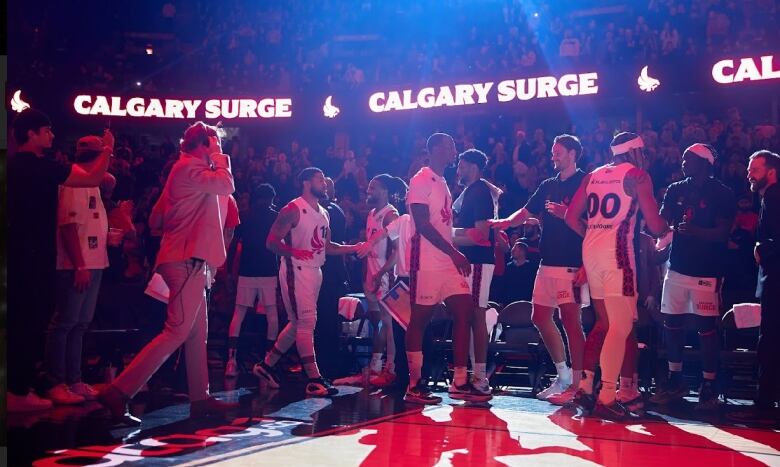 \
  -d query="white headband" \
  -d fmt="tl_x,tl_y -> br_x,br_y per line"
610,136 -> 645,156
686,143 -> 715,165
